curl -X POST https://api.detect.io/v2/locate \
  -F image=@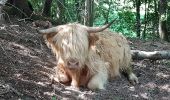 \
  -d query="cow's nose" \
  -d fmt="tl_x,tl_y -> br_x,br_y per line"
67,59 -> 79,68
